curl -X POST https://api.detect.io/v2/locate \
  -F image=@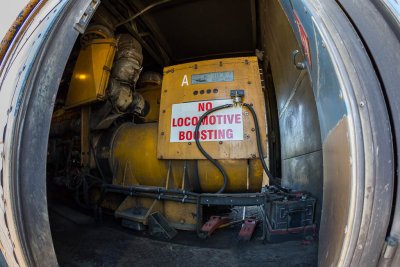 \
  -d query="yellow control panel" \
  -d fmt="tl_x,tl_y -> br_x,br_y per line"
157,57 -> 267,160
